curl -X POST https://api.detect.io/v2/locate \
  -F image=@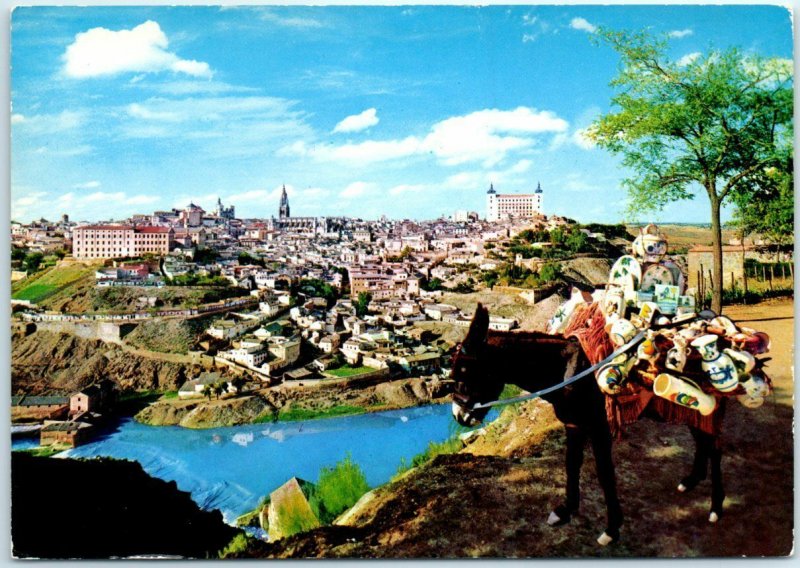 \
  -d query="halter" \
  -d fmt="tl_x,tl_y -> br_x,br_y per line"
459,330 -> 647,411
